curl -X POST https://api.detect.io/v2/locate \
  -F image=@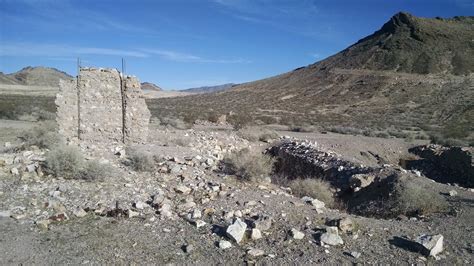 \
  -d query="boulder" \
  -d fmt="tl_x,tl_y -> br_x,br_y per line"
226,218 -> 247,243
320,227 -> 344,246
415,234 -> 443,256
